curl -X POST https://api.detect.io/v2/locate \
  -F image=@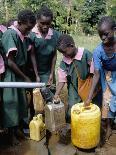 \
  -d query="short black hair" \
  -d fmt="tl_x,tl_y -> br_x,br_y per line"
18,10 -> 36,25
36,6 -> 53,20
57,34 -> 75,51
98,16 -> 116,30
7,19 -> 17,27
